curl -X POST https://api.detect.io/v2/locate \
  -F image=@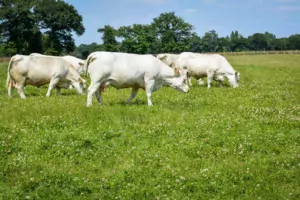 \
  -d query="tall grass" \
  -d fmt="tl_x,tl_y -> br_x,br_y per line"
0,55 -> 299,199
